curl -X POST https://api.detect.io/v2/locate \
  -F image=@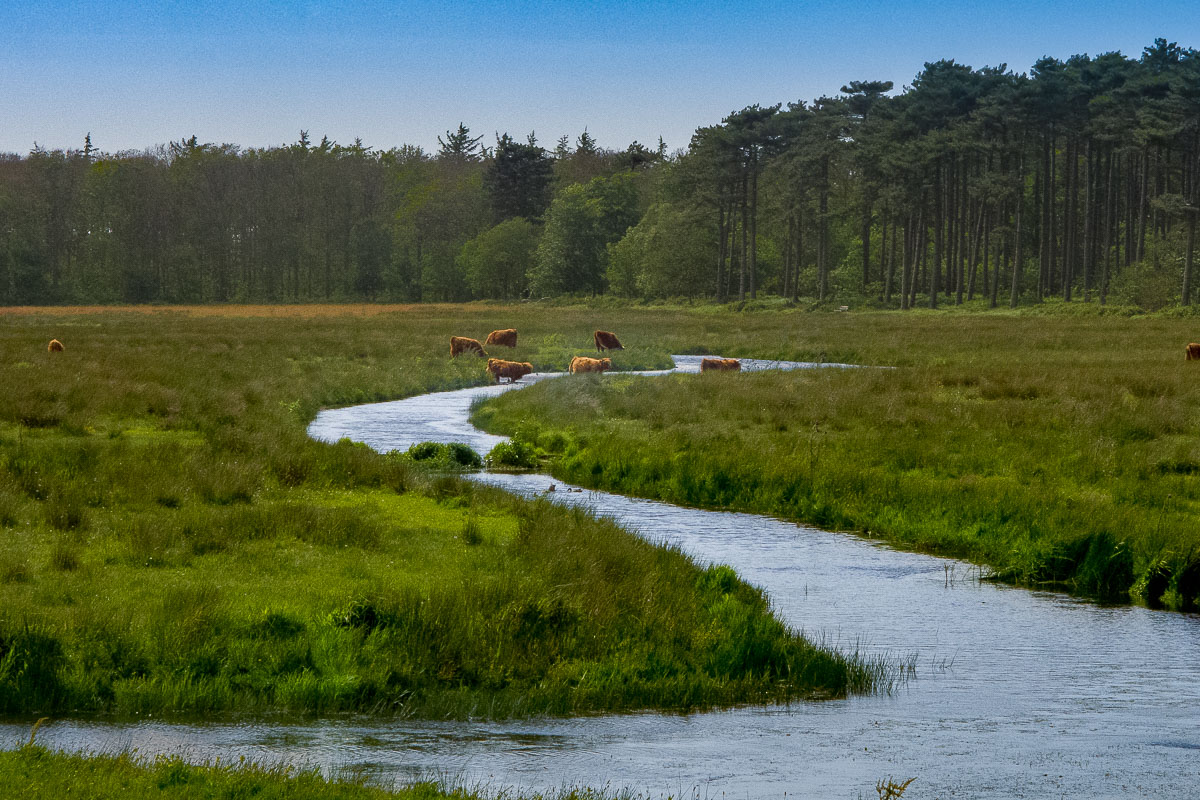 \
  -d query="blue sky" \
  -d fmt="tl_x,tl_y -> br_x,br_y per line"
2,0 -> 1198,156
